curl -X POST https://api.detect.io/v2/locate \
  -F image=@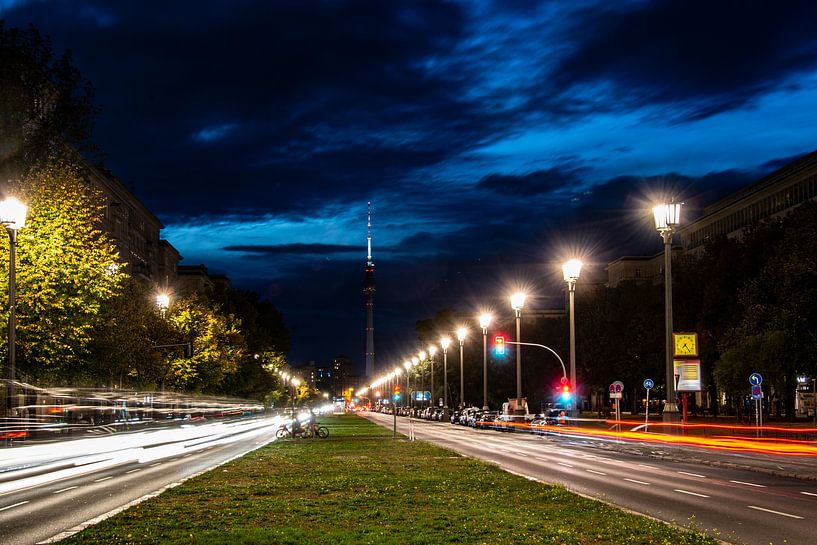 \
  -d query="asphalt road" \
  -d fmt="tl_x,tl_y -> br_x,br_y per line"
364,412 -> 817,545
0,415 -> 286,545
